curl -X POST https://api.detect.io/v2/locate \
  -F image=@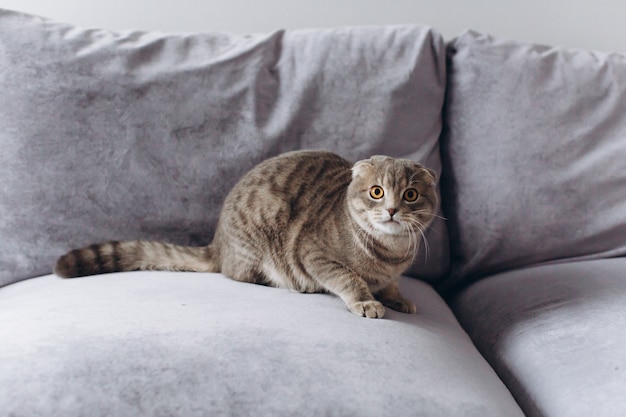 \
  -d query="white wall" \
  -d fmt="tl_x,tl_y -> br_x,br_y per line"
1,0 -> 624,52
